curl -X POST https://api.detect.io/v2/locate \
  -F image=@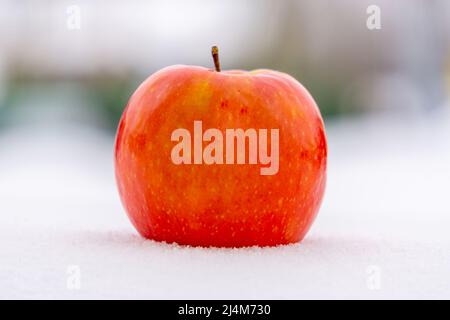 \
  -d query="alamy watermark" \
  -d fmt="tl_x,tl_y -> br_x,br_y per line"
66,5 -> 81,30
171,120 -> 279,176
366,5 -> 381,30
66,265 -> 81,290
366,265 -> 382,290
